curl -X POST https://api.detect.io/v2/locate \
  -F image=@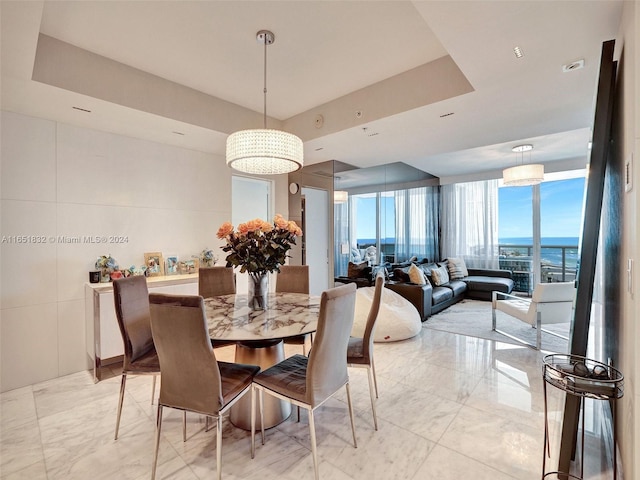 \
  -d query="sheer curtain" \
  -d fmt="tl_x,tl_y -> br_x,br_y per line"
440,180 -> 499,268
395,186 -> 440,262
